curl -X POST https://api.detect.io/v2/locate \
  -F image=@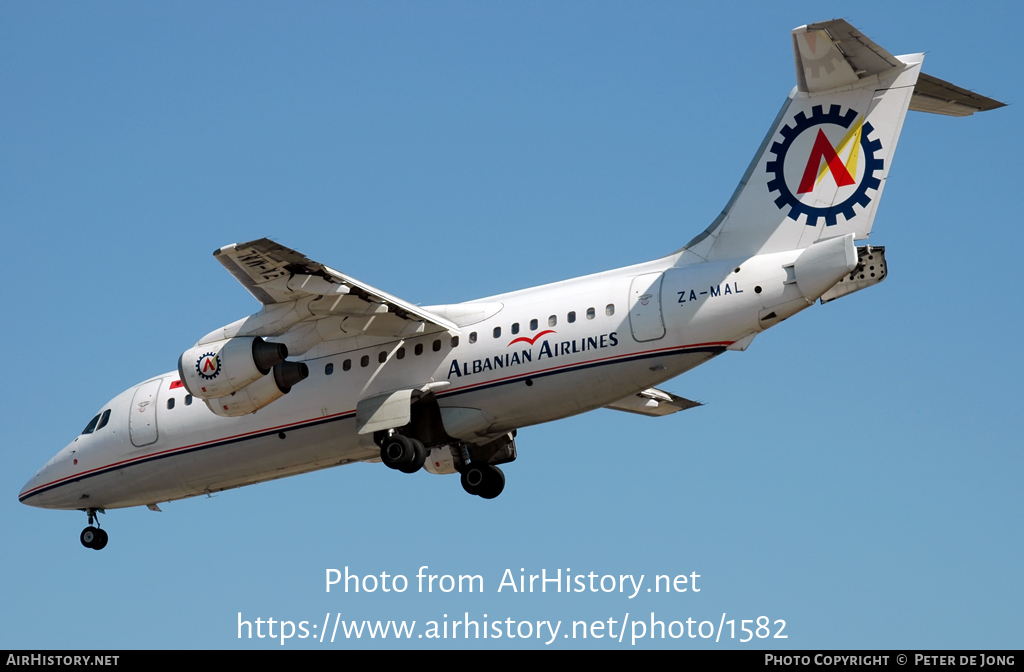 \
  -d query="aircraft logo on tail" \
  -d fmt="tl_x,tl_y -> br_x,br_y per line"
766,104 -> 884,227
